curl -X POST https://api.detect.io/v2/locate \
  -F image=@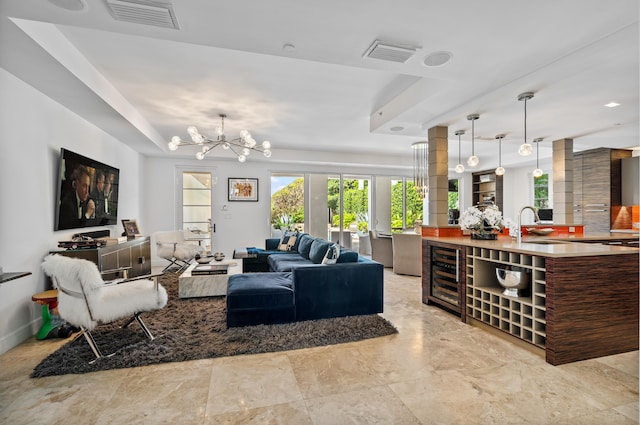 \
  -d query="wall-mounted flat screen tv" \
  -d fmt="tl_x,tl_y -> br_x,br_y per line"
55,148 -> 120,231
